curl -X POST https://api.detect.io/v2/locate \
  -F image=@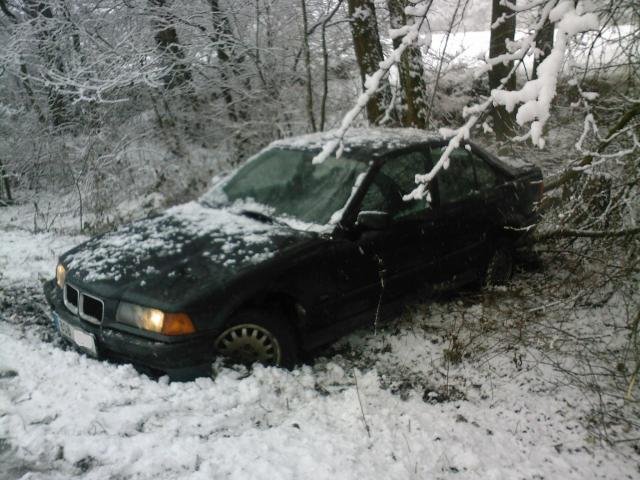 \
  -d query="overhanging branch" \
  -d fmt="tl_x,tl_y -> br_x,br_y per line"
535,226 -> 640,241
544,103 -> 640,193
